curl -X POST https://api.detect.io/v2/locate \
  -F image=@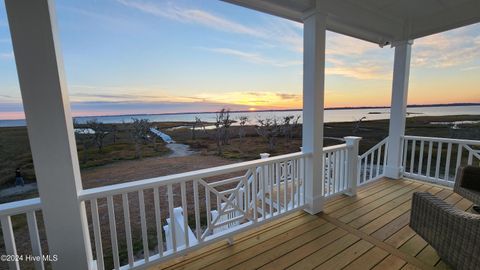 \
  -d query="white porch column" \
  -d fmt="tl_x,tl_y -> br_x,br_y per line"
302,11 -> 327,214
5,0 -> 93,269
385,40 -> 413,179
